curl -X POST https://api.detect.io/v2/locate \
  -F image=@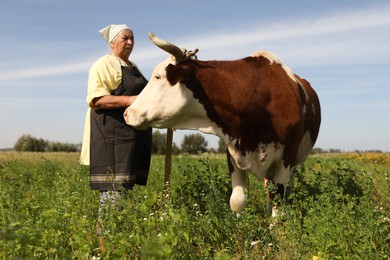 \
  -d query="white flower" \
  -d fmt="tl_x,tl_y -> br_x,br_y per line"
143,218 -> 148,221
